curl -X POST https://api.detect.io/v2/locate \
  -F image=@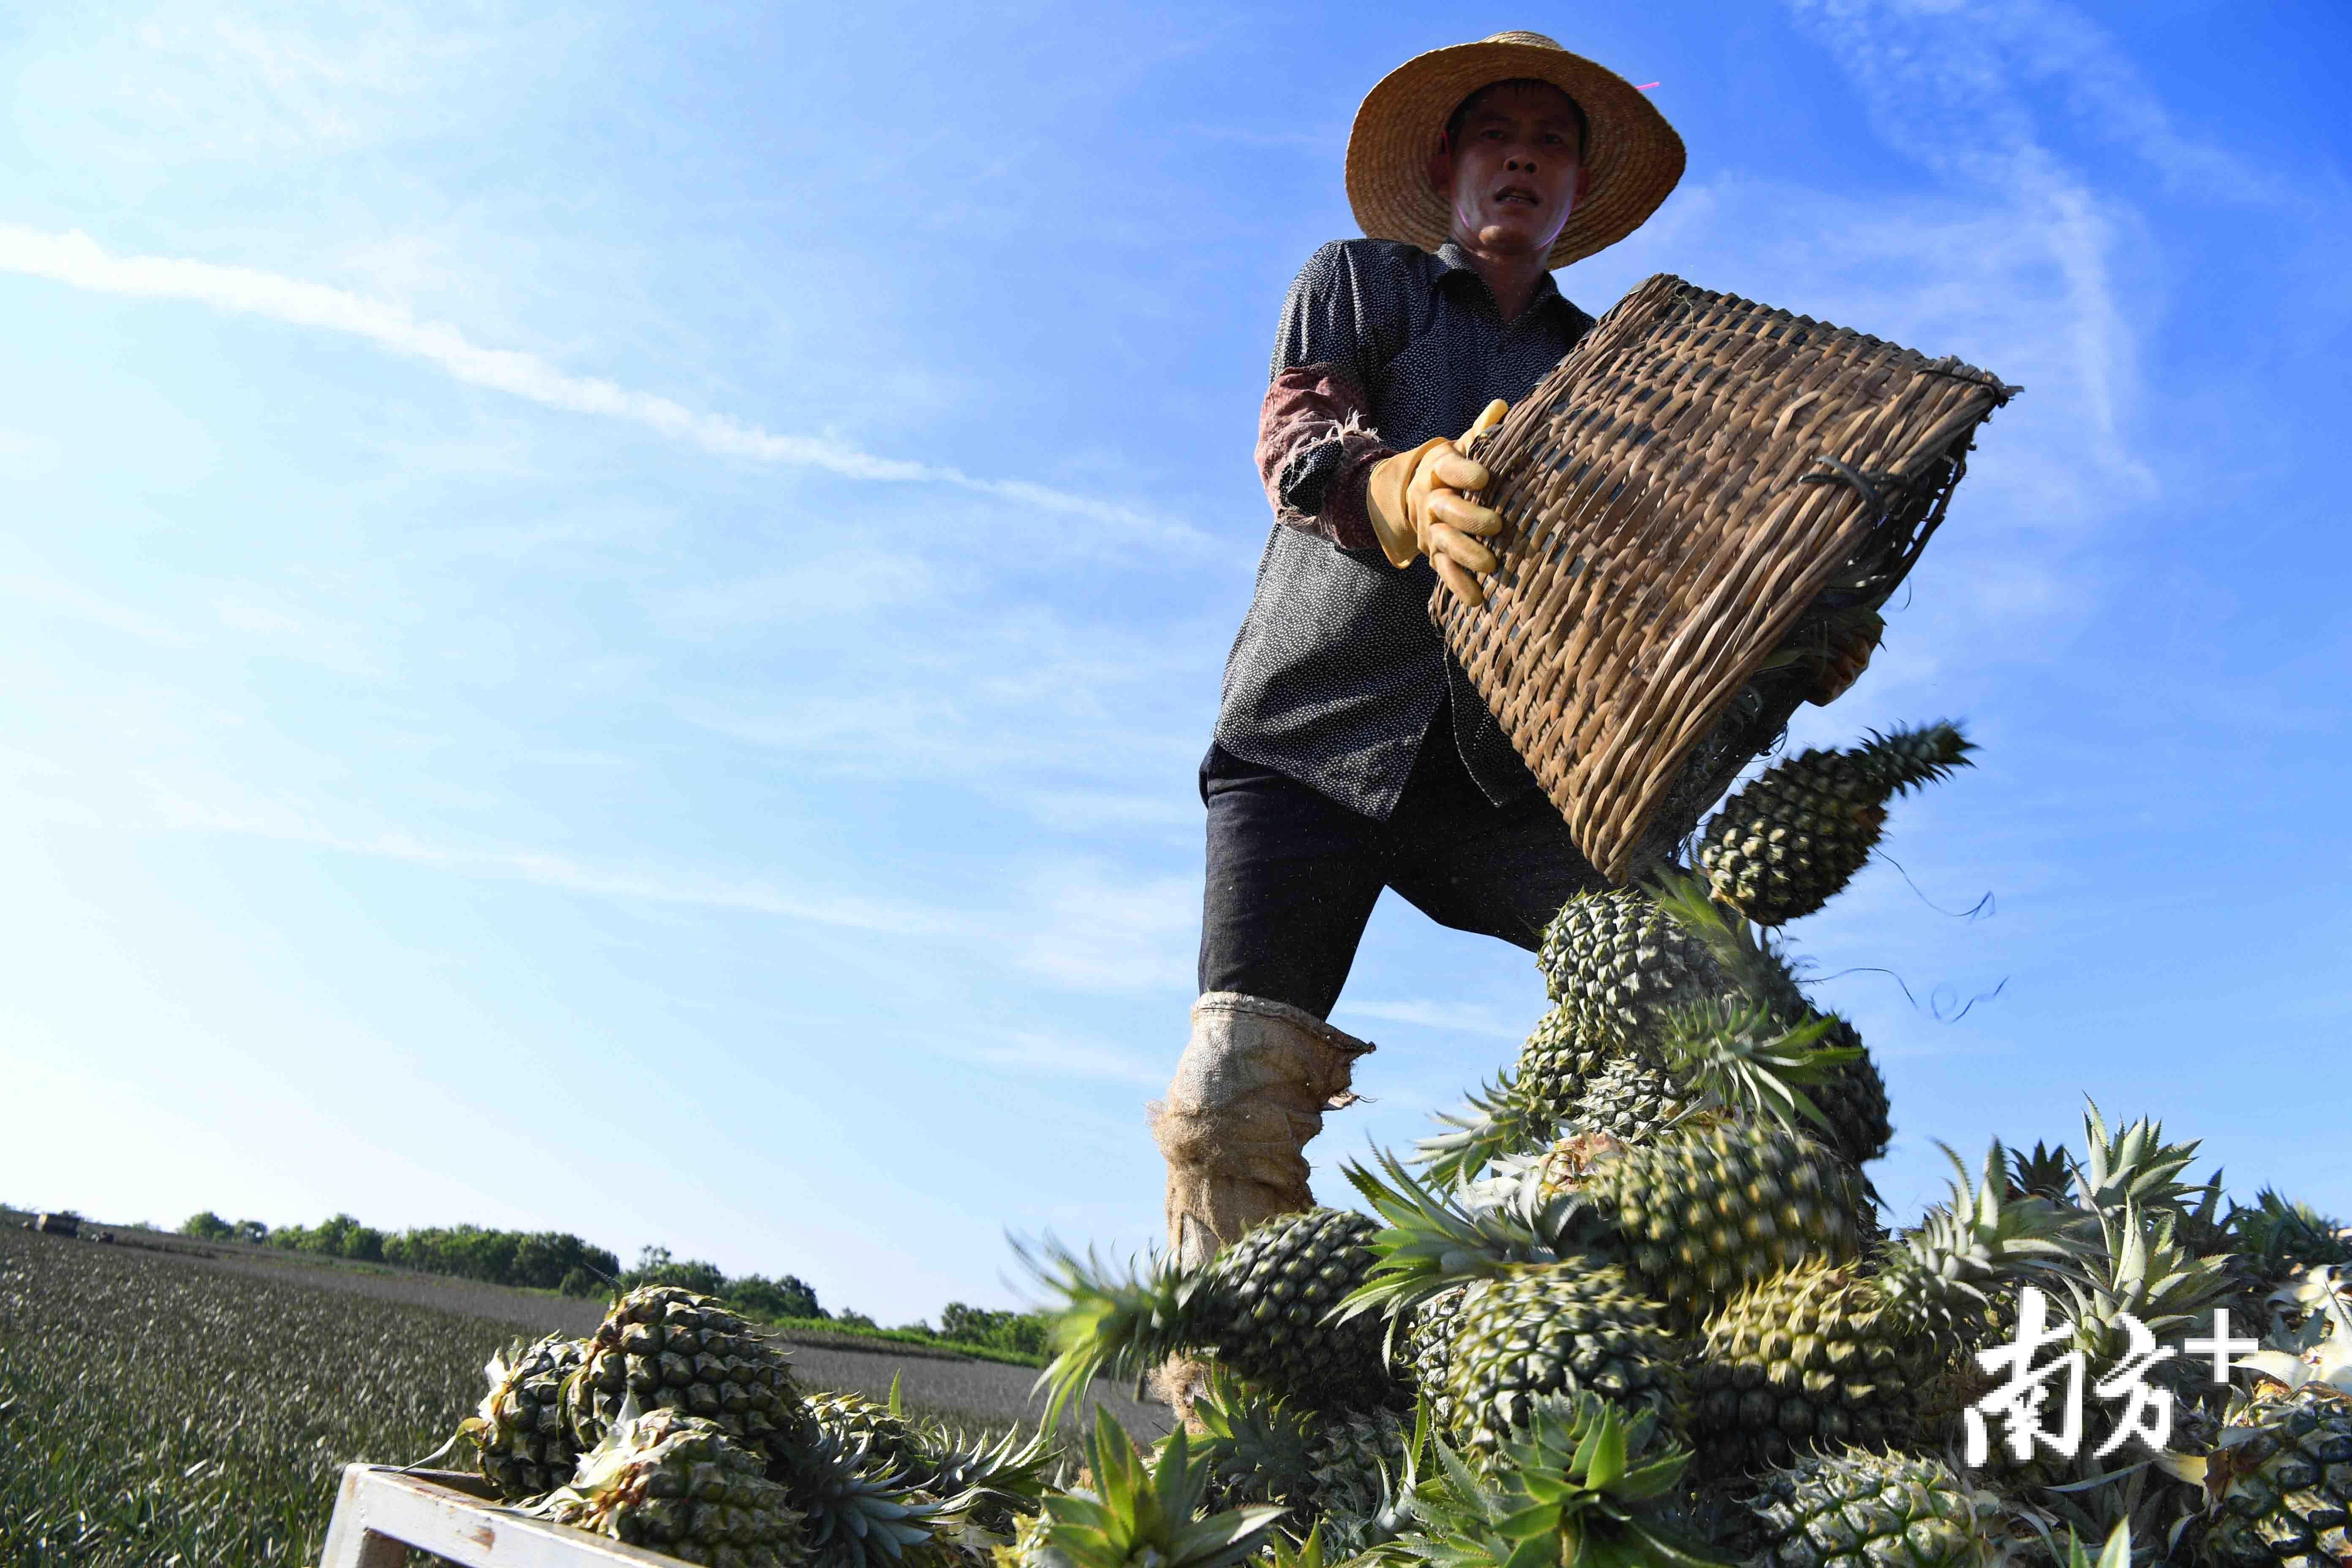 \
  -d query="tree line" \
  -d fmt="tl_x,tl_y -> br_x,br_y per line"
175,1211 -> 1044,1355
